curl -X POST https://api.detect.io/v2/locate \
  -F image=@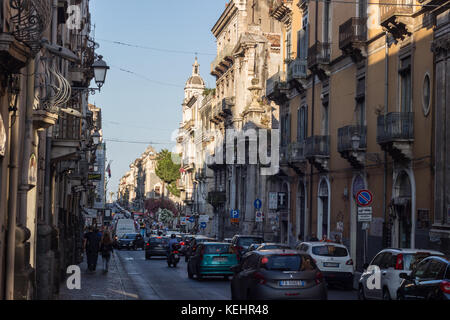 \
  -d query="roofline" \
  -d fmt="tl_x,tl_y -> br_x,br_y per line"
211,1 -> 239,38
